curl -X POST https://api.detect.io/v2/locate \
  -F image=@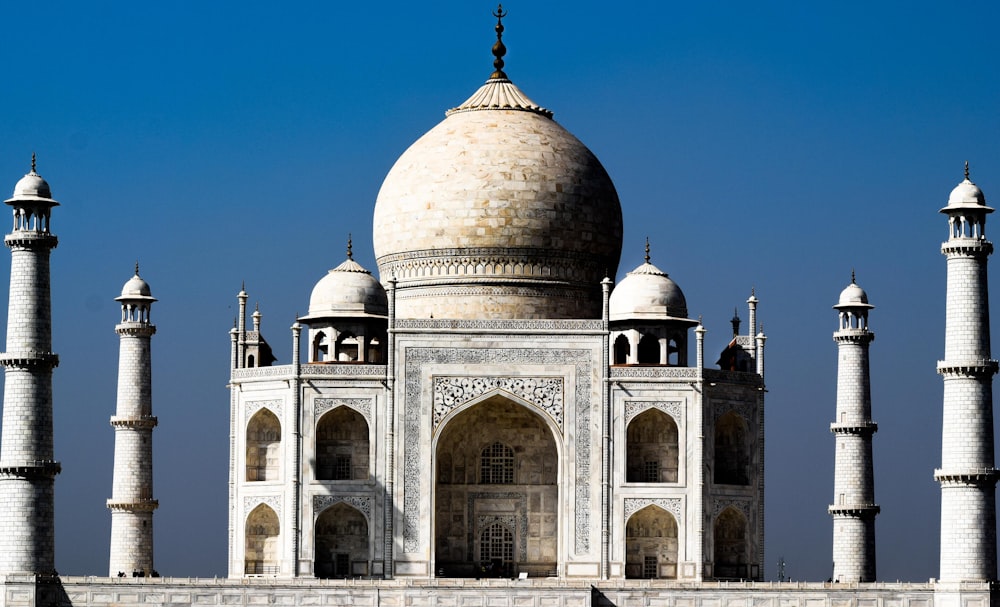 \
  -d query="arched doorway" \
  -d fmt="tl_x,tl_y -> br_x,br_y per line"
246,409 -> 281,482
435,396 -> 558,578
625,505 -> 678,579
315,407 -> 369,481
714,411 -> 750,485
713,507 -> 748,579
626,409 -> 679,483
244,504 -> 279,575
315,502 -> 369,578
